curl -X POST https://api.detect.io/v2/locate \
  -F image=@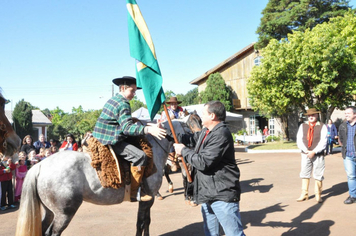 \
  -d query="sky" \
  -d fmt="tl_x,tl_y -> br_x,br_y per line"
2,0 -> 355,113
